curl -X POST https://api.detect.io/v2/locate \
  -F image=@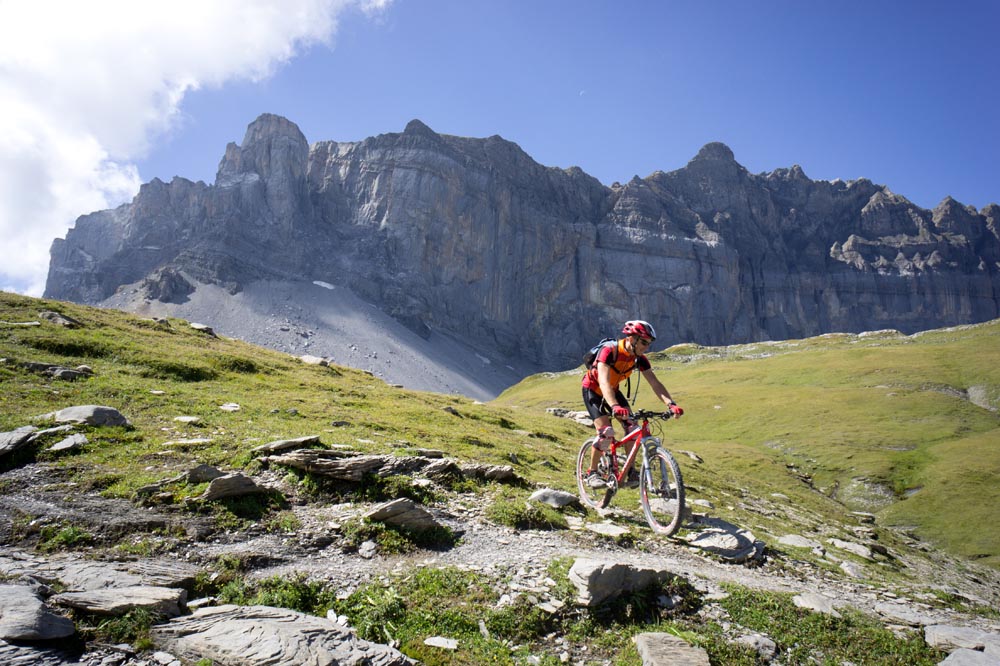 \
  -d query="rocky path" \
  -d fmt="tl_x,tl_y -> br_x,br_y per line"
3,457 -> 1000,665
